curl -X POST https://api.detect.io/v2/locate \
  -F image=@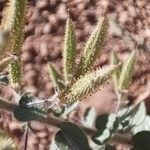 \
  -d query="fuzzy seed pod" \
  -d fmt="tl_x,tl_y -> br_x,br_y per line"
0,0 -> 26,55
76,16 -> 108,78
10,59 -> 21,85
118,51 -> 136,90
0,56 -> 14,71
1,0 -> 26,85
63,16 -> 76,83
59,65 -> 119,104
